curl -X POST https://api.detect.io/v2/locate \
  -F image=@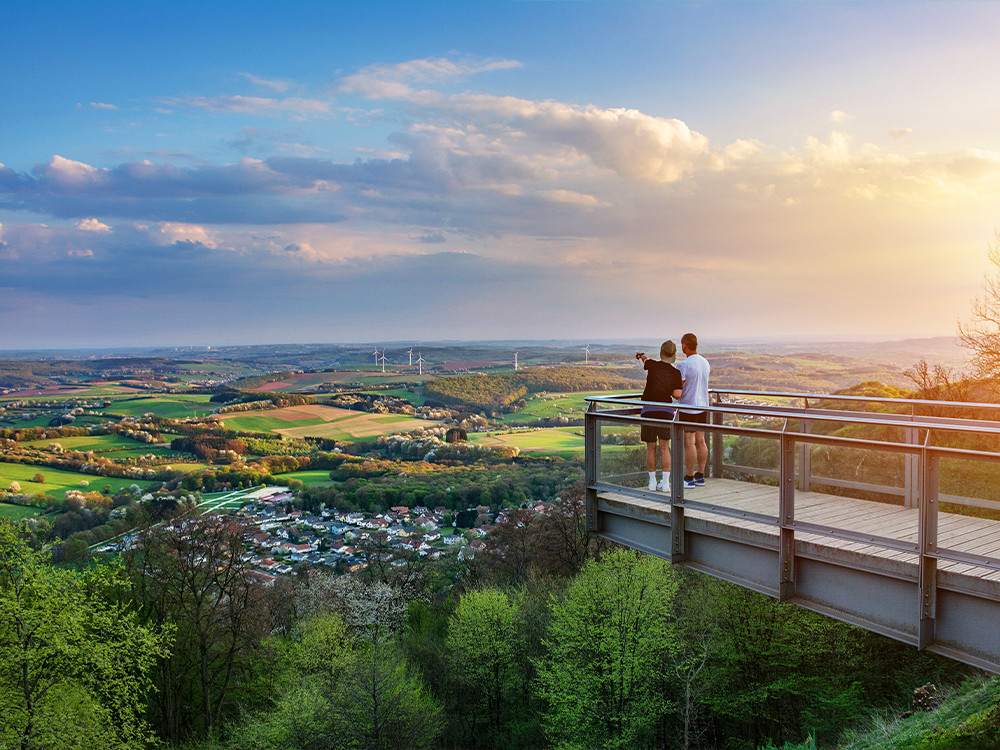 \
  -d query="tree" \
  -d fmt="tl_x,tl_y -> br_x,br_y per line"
0,518 -> 170,750
959,231 -> 1000,382
229,612 -> 441,750
128,513 -> 282,742
447,588 -> 522,740
535,548 -> 679,749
